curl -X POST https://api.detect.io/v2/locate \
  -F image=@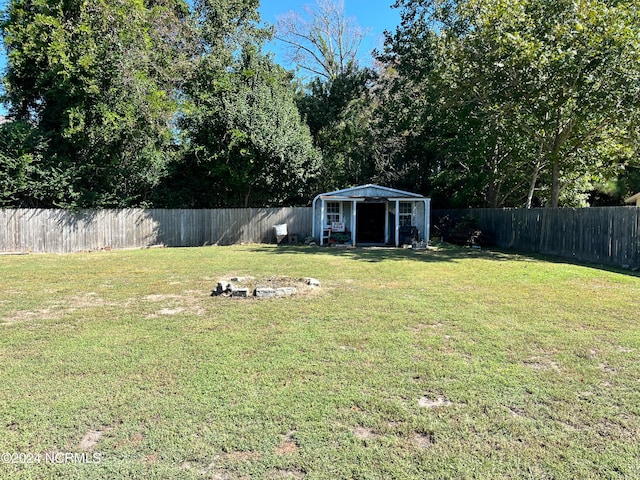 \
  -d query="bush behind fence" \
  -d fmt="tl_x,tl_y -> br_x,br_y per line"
0,208 -> 313,254
434,207 -> 640,269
